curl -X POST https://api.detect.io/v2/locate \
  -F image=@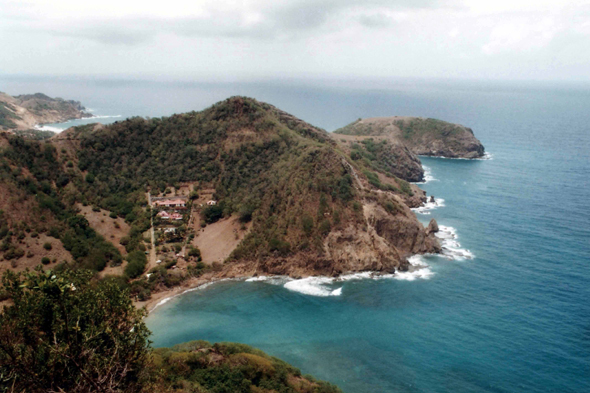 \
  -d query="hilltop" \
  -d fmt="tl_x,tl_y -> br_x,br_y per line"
0,91 -> 92,131
334,116 -> 485,159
